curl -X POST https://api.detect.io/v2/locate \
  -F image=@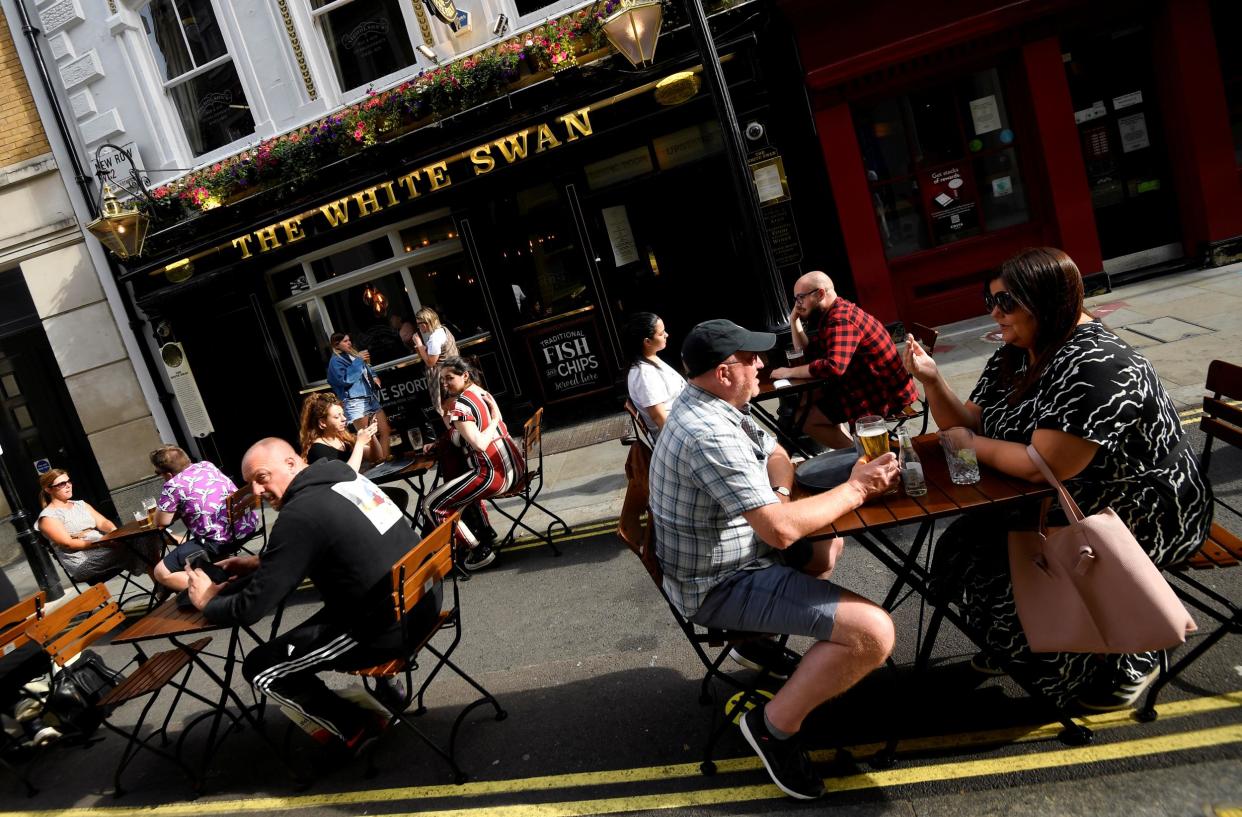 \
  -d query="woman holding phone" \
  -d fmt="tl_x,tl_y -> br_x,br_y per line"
298,392 -> 378,471
326,332 -> 390,462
